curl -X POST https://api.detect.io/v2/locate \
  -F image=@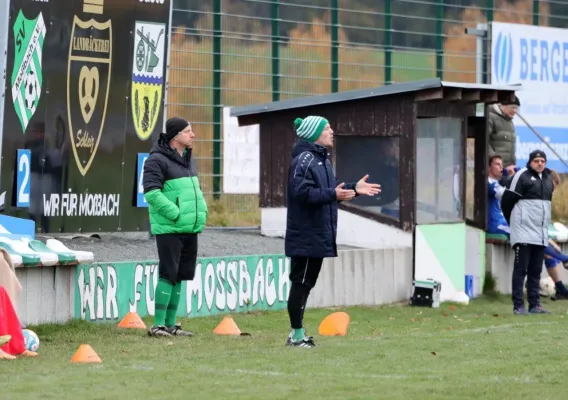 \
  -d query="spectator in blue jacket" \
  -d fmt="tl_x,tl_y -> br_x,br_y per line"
284,116 -> 381,348
487,155 -> 509,235
487,155 -> 568,299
